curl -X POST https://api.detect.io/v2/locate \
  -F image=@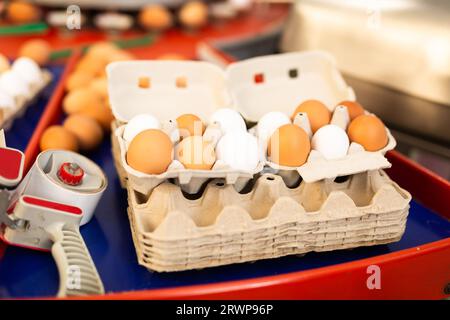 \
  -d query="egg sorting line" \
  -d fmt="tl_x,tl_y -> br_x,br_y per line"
108,51 -> 396,195
0,52 -> 52,130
